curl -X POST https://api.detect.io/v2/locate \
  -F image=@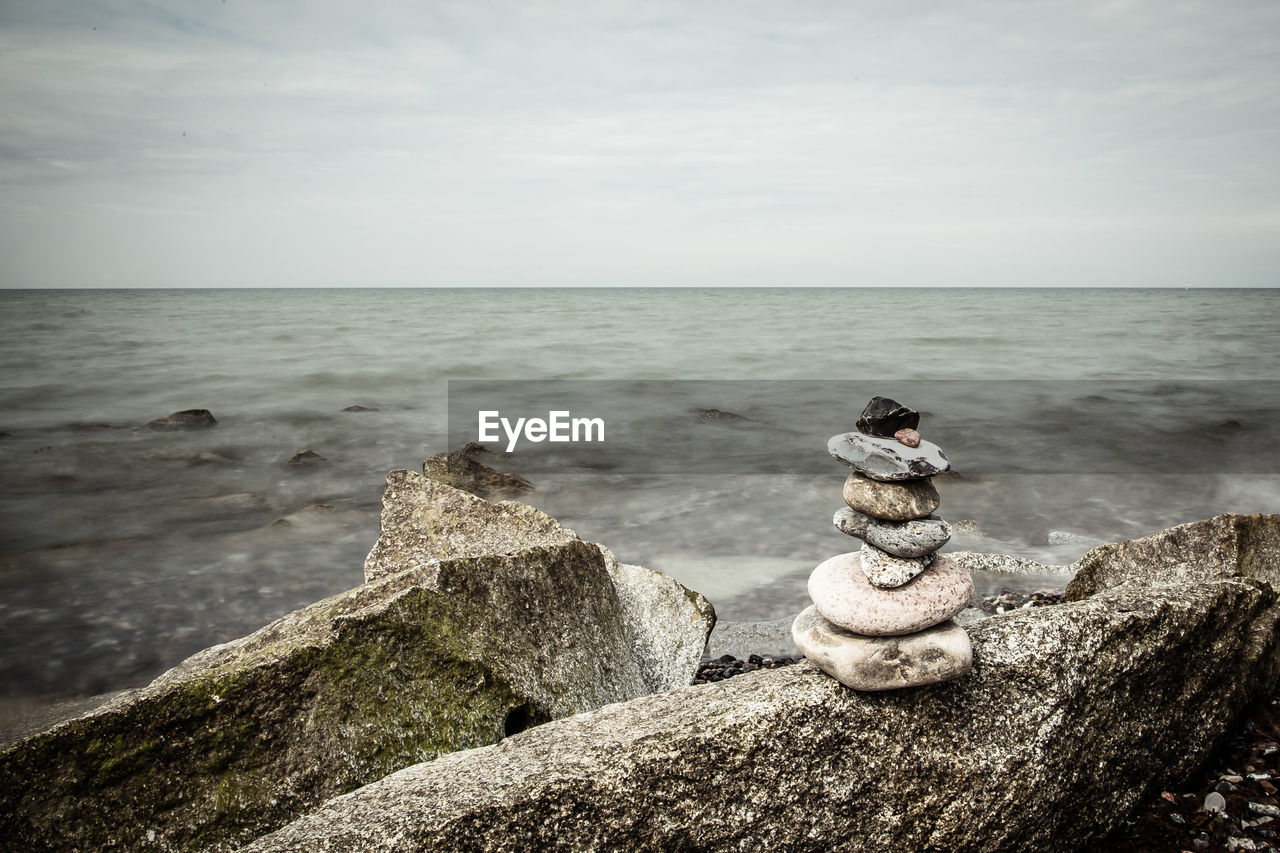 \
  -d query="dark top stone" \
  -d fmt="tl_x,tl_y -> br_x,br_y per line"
855,397 -> 919,437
